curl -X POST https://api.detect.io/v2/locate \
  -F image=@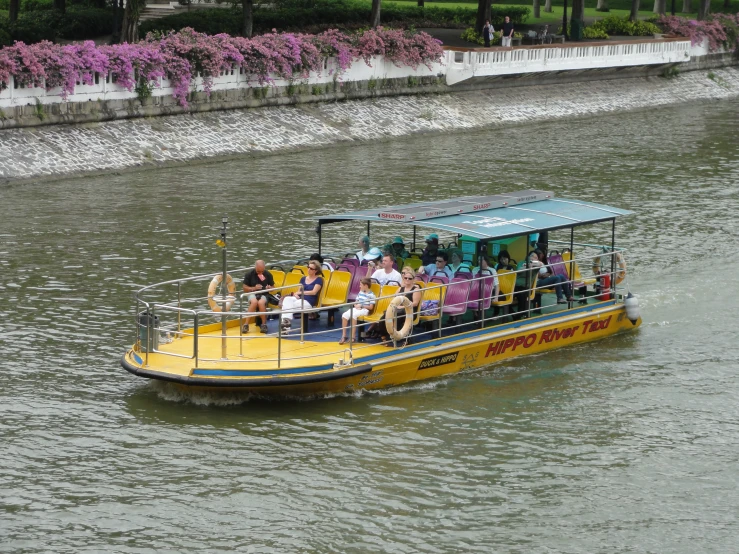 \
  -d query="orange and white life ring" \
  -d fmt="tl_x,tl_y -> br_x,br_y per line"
615,252 -> 627,284
207,274 -> 236,312
385,295 -> 414,341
